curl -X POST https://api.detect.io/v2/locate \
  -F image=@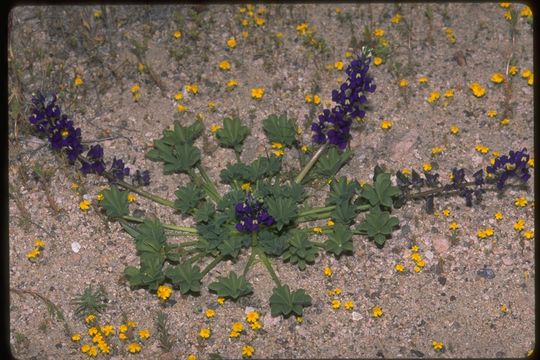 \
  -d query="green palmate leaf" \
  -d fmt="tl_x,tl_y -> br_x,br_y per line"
216,117 -> 250,153
174,183 -> 205,214
356,206 -> 399,247
220,162 -> 252,184
163,121 -> 204,146
101,185 -> 129,218
164,262 -> 203,294
262,114 -> 297,147
218,237 -> 243,259
269,285 -> 312,317
195,202 -> 215,223
124,256 -> 165,291
361,173 -> 401,209
282,231 -> 318,270
326,176 -> 359,206
259,230 -> 289,256
258,182 -> 305,204
330,201 -> 357,225
133,218 -> 167,258
208,271 -> 253,300
249,156 -> 282,181
148,140 -> 201,175
266,197 -> 298,231
220,156 -> 282,185
196,214 -> 230,251
324,223 -> 353,257
313,148 -> 352,179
